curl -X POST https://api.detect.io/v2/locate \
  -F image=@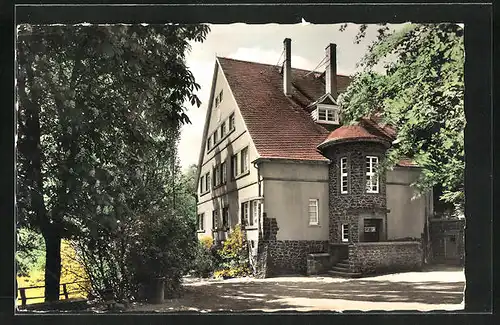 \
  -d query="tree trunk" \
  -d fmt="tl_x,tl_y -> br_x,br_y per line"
44,231 -> 62,302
